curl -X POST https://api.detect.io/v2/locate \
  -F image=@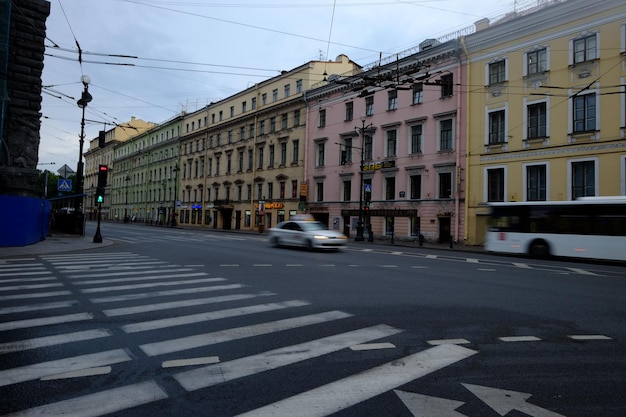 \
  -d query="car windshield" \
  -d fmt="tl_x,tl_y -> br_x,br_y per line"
299,222 -> 327,231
